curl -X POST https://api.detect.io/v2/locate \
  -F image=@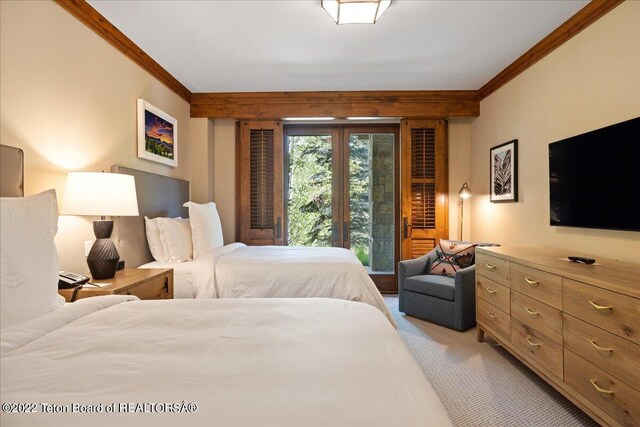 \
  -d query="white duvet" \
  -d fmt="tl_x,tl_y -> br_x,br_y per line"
142,243 -> 396,326
1,296 -> 451,427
